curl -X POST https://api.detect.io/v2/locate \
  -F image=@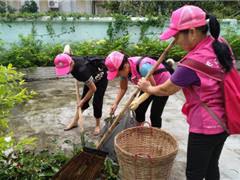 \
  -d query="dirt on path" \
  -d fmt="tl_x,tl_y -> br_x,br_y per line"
7,76 -> 240,180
